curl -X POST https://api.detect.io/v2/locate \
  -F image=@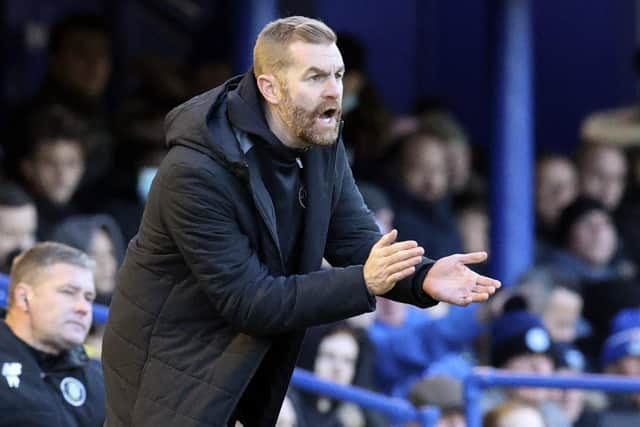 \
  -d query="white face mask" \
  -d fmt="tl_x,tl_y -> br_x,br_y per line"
341,93 -> 359,115
137,167 -> 158,201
